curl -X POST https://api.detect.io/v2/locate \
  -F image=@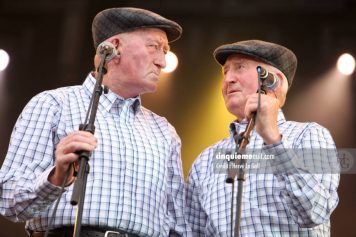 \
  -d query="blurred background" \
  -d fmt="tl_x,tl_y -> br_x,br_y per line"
0,0 -> 355,236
